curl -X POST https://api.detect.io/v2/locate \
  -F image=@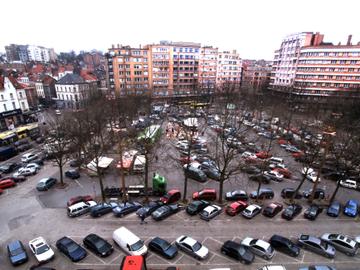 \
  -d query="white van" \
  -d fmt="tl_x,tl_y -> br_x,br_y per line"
67,201 -> 97,217
112,226 -> 147,256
